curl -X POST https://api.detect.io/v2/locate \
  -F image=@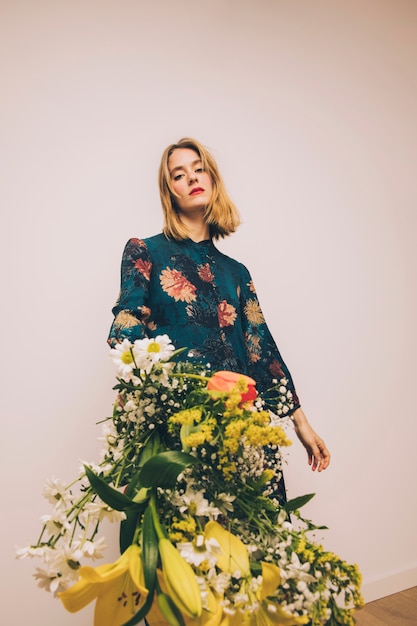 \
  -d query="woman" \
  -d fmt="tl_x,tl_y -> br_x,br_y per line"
108,138 -> 330,497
